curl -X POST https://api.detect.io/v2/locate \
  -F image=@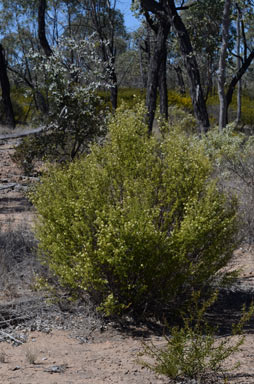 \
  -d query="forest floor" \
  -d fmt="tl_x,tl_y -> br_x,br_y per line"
1,130 -> 254,383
